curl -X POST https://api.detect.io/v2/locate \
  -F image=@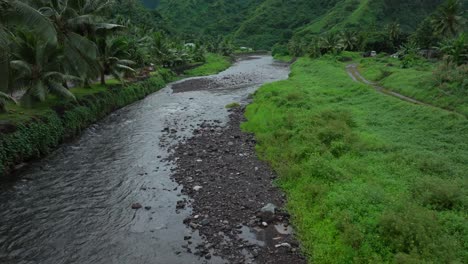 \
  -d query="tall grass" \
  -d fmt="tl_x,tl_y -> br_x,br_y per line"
243,57 -> 468,263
